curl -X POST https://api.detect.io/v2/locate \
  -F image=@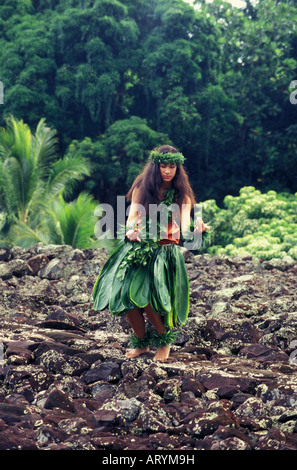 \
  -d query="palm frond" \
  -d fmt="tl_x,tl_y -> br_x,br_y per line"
15,192 -> 98,249
0,117 -> 38,221
46,155 -> 91,199
0,160 -> 17,215
55,192 -> 98,248
11,219 -> 48,248
0,128 -> 14,160
0,116 -> 93,248
32,118 -> 58,177
7,116 -> 32,163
